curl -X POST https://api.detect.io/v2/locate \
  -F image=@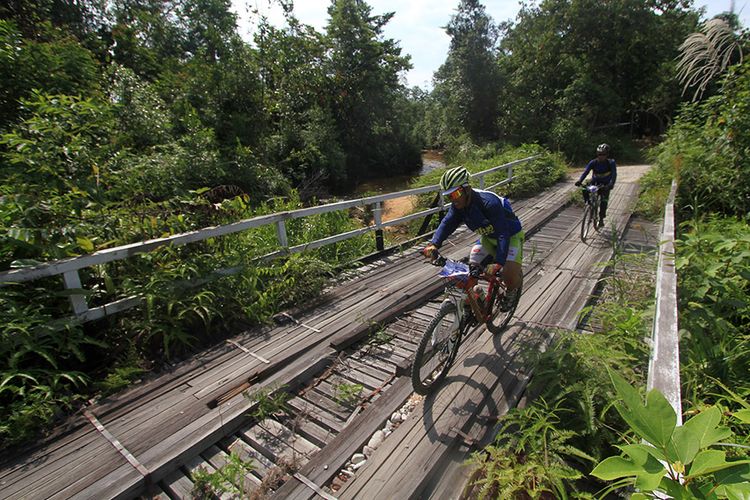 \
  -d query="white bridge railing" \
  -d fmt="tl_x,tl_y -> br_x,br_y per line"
0,155 -> 538,323
646,180 -> 681,424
